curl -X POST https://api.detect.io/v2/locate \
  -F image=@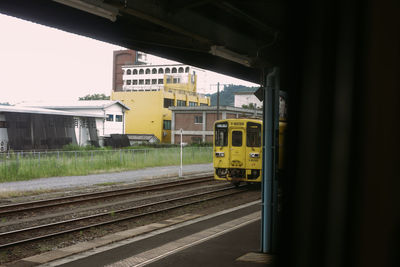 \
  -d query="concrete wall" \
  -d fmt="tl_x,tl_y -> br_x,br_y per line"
112,89 -> 209,143
112,91 -> 165,142
234,93 -> 262,108
103,104 -> 125,136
